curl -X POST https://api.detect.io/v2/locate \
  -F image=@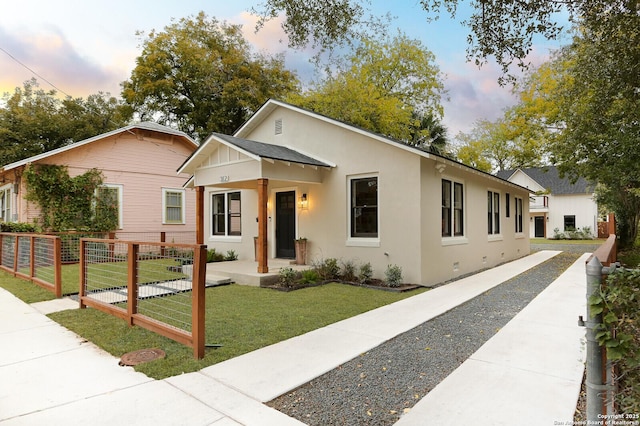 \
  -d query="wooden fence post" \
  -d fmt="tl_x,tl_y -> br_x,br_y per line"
54,237 -> 62,298
127,243 -> 139,326
192,244 -> 207,359
79,239 -> 87,309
